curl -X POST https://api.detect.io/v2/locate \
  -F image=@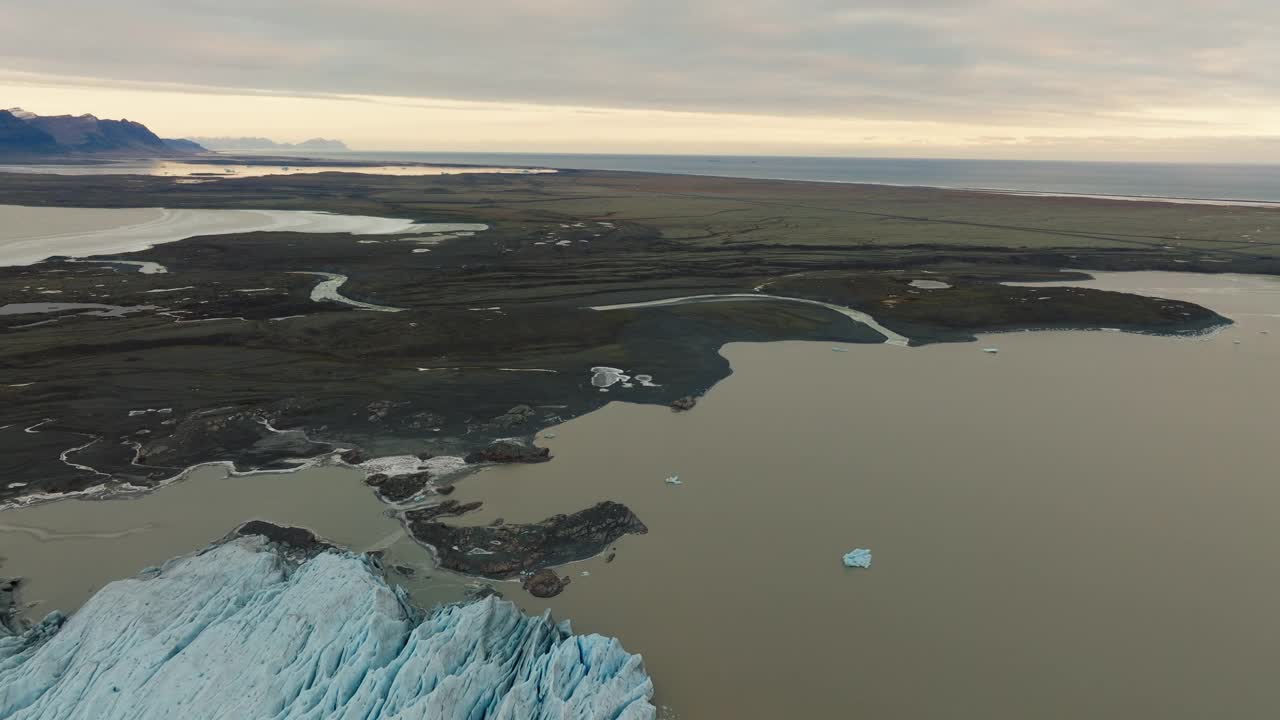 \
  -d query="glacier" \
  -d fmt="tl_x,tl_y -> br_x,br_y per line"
0,532 -> 655,719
